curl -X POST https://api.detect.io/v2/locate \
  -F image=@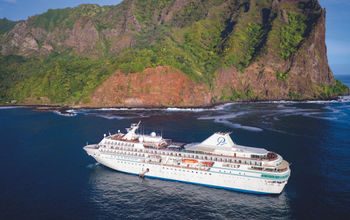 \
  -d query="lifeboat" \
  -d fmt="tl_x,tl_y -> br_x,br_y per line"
201,161 -> 214,166
182,159 -> 198,164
